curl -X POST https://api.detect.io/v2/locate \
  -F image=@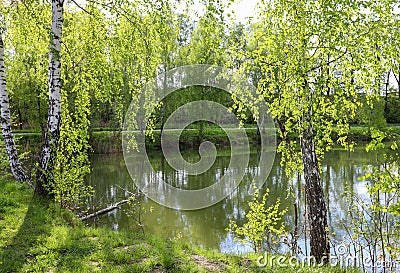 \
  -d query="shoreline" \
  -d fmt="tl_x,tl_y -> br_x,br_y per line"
7,125 -> 399,154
